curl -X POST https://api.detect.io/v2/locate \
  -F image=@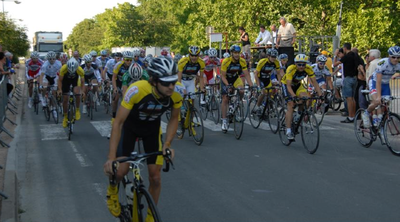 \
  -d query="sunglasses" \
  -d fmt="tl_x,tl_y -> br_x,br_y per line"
209,56 -> 216,59
159,80 -> 177,87
270,56 -> 277,59
124,59 -> 133,61
190,54 -> 199,57
296,63 -> 306,67
48,58 -> 56,61
390,56 -> 400,60
102,55 -> 107,57
318,62 -> 326,65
